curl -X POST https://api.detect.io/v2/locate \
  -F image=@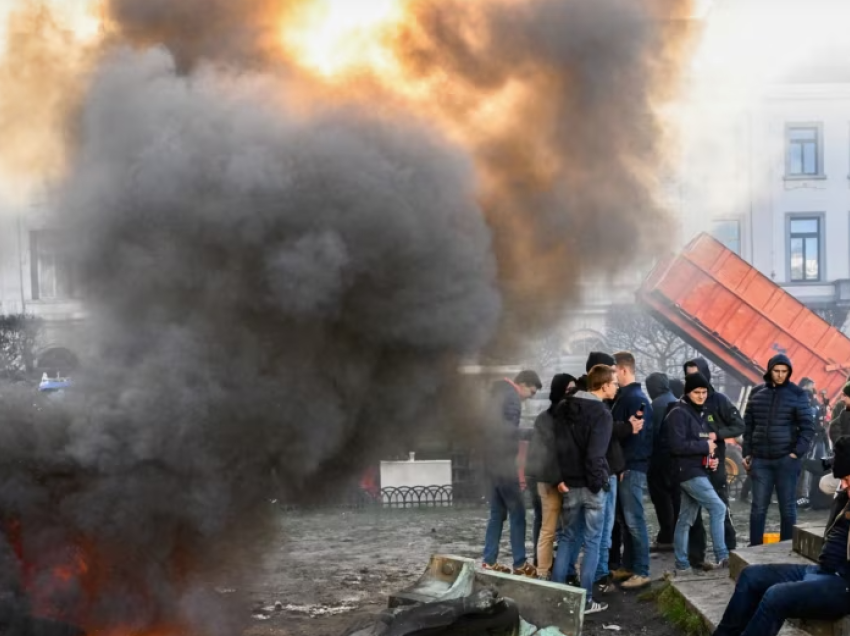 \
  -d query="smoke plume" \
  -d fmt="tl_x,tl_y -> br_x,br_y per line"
0,0 -> 694,633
